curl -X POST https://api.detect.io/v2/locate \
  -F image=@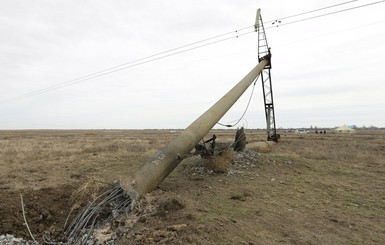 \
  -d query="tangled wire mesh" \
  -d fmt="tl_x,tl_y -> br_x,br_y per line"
44,182 -> 132,244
